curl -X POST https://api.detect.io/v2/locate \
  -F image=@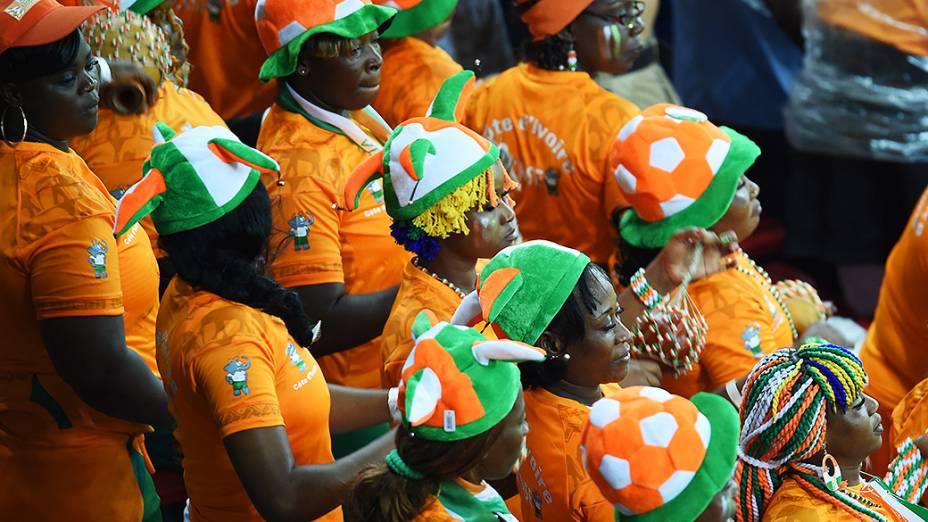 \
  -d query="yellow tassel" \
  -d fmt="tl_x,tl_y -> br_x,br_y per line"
412,170 -> 489,238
